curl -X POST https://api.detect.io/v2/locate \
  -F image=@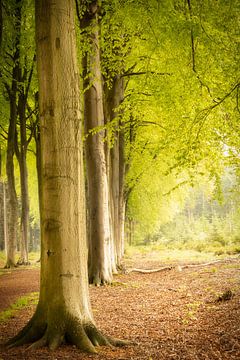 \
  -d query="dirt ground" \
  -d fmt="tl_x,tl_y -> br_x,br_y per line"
0,255 -> 239,359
